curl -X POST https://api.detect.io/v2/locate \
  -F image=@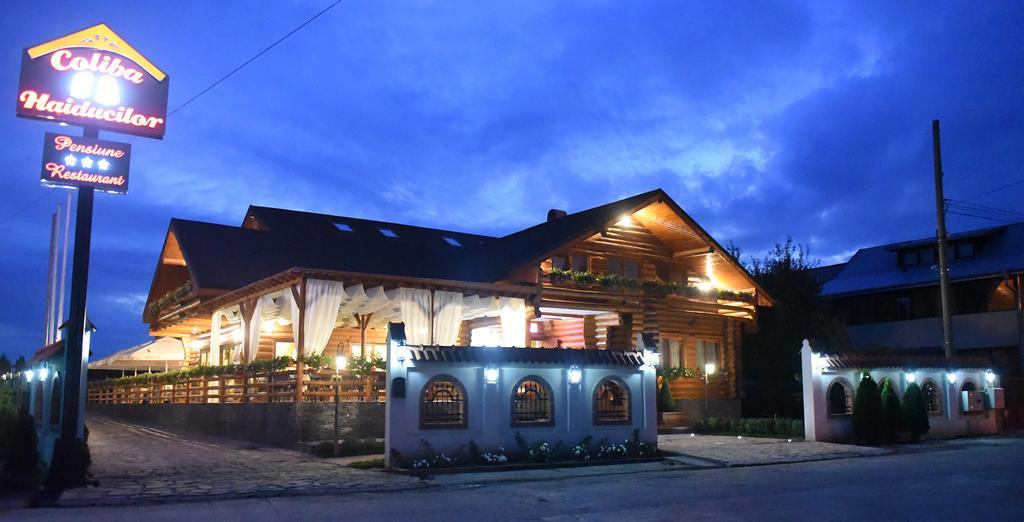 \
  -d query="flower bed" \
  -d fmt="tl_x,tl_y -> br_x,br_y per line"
390,430 -> 658,471
546,268 -> 754,302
